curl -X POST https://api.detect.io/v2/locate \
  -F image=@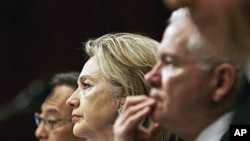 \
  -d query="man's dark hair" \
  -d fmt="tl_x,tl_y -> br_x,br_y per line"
49,71 -> 79,90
